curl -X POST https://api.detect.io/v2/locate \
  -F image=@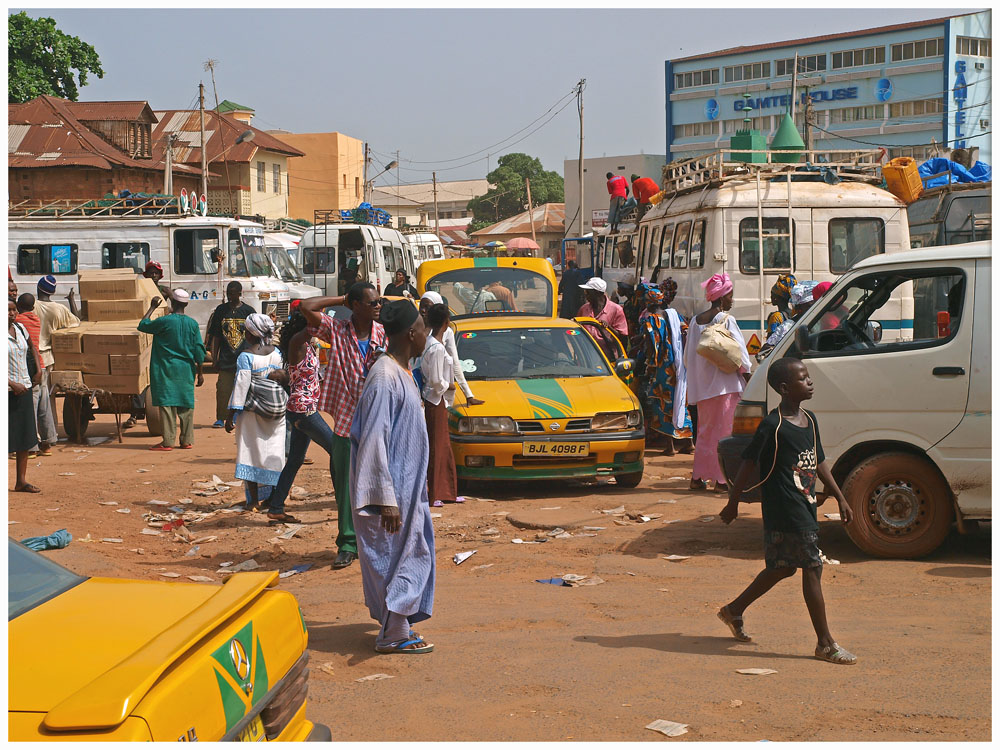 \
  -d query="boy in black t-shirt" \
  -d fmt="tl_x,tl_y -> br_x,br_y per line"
718,357 -> 857,665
